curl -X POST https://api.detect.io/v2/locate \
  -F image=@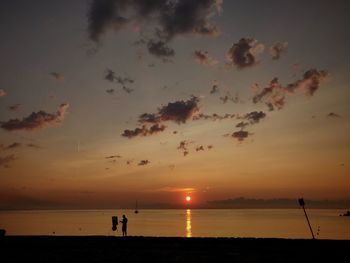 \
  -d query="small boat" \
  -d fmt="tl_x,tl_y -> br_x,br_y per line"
134,200 -> 139,214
